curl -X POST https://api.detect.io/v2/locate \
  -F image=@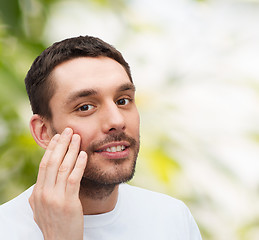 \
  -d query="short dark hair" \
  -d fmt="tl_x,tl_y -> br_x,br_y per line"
25,35 -> 132,119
